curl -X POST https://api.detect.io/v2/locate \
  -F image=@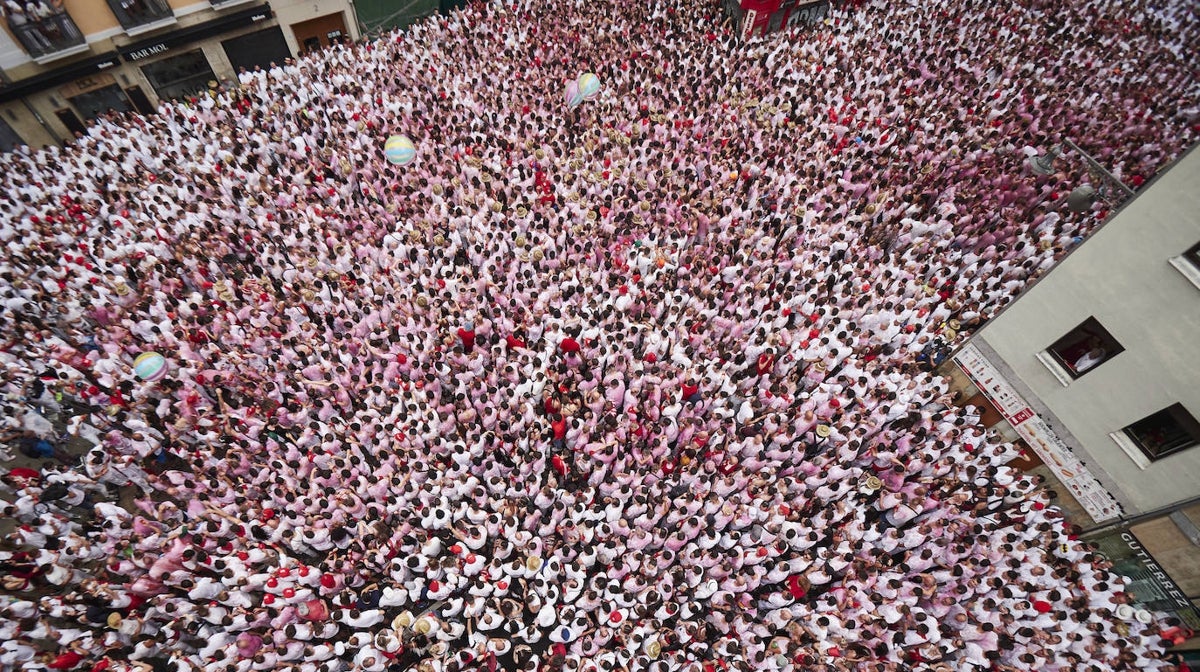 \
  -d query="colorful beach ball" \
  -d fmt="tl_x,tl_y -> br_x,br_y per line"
383,135 -> 416,166
133,352 -> 167,381
577,72 -> 601,100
